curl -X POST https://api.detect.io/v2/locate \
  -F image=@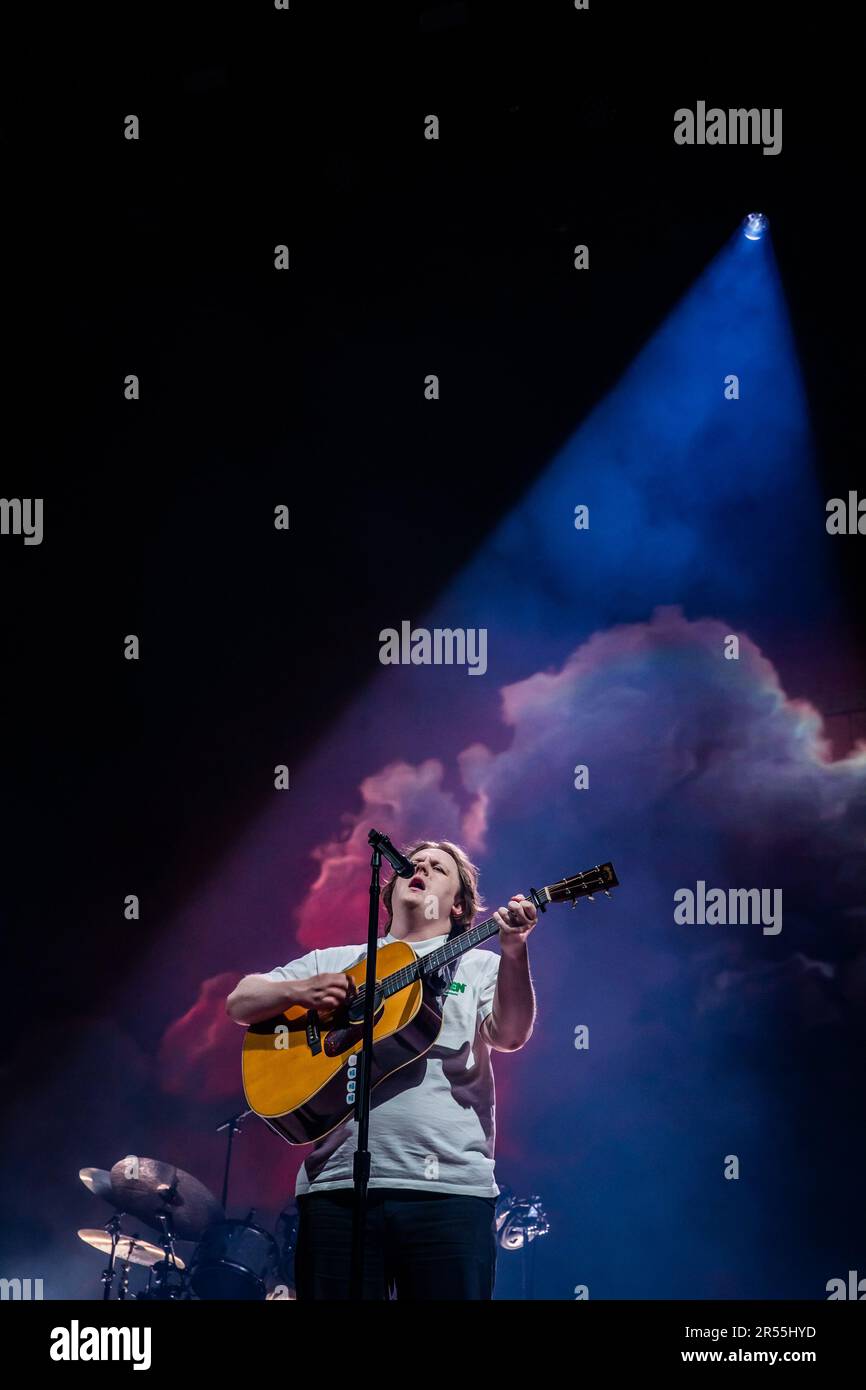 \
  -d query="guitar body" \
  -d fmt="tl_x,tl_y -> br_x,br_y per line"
241,939 -> 444,1144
